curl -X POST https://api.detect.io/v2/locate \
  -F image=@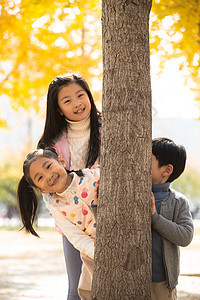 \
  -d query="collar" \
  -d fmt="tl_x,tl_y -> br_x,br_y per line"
152,182 -> 170,193
56,172 -> 77,197
66,114 -> 90,132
